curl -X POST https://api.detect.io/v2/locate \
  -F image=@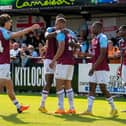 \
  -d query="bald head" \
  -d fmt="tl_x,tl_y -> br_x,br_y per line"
92,21 -> 103,35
